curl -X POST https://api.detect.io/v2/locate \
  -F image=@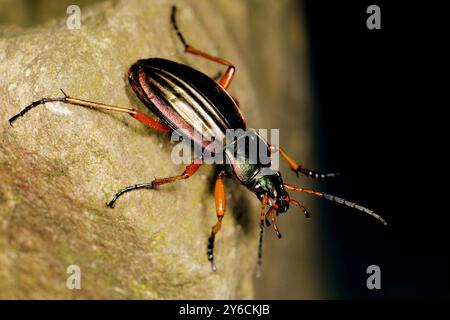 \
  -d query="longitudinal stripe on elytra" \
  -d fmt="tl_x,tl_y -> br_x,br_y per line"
147,69 -> 227,144
157,68 -> 230,131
